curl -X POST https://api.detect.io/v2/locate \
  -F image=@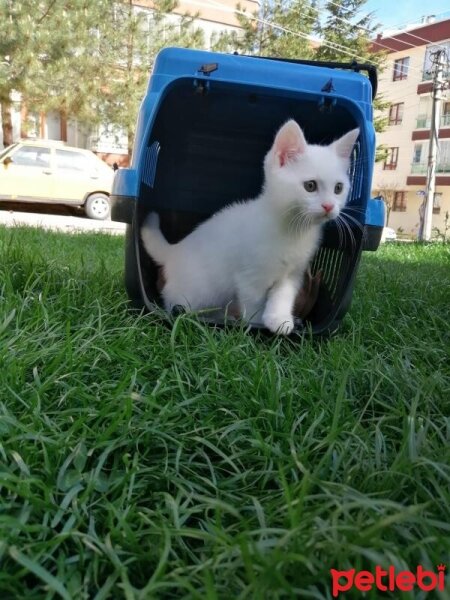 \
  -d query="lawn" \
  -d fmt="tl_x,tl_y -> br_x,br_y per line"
0,226 -> 449,599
